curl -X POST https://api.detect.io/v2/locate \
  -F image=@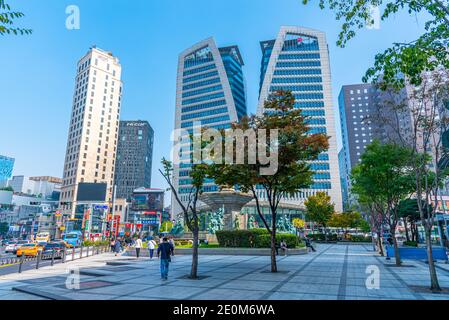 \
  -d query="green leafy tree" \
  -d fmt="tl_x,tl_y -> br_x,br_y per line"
0,0 -> 32,35
351,140 -> 416,266
159,158 -> 207,279
207,90 -> 329,272
397,199 -> 426,242
305,192 -> 335,241
0,186 -> 13,192
302,0 -> 449,88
